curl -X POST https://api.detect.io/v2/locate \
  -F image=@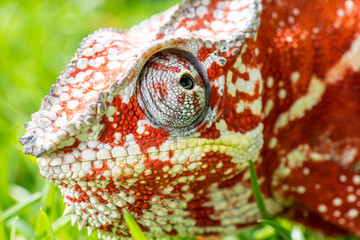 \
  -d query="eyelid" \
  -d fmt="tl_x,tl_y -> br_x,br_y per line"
179,72 -> 196,80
